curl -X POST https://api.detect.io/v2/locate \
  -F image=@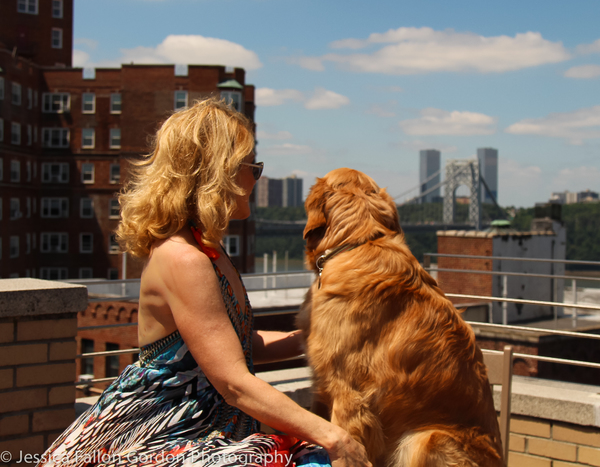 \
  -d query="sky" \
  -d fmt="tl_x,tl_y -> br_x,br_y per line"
73,0 -> 600,208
